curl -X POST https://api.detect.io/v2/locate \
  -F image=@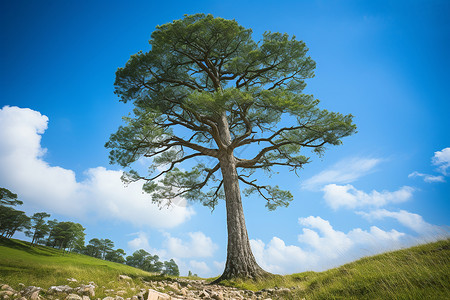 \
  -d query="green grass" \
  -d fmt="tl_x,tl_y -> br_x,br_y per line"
1,238 -> 449,299
0,238 -> 169,298
218,239 -> 450,299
